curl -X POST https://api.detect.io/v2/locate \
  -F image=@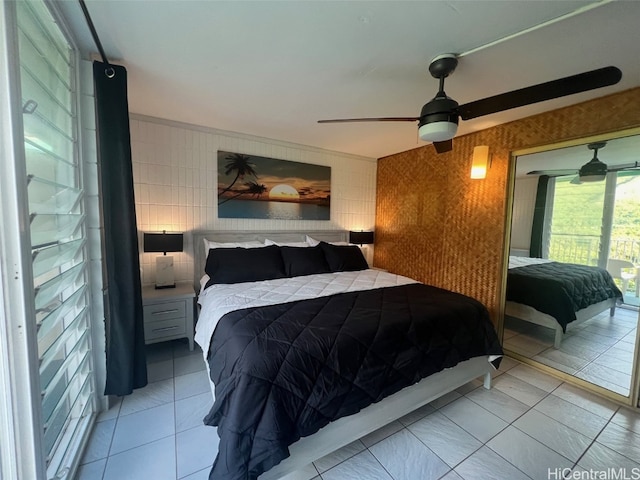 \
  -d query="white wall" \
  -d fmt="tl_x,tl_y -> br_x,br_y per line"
510,176 -> 538,254
130,114 -> 378,286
